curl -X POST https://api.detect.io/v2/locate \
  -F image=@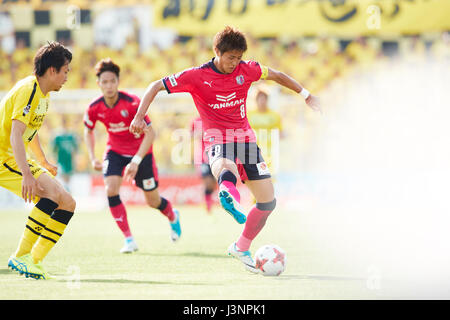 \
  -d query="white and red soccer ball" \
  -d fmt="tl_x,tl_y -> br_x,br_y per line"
255,244 -> 287,276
